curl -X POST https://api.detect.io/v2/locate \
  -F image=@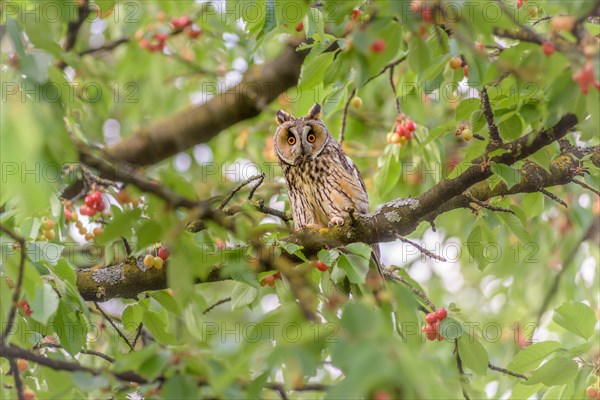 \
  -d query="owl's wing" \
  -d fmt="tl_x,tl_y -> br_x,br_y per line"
340,155 -> 370,214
